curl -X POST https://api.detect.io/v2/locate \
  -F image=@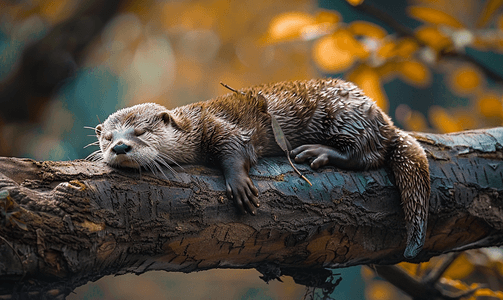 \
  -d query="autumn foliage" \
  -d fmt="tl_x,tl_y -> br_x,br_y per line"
263,0 -> 503,135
